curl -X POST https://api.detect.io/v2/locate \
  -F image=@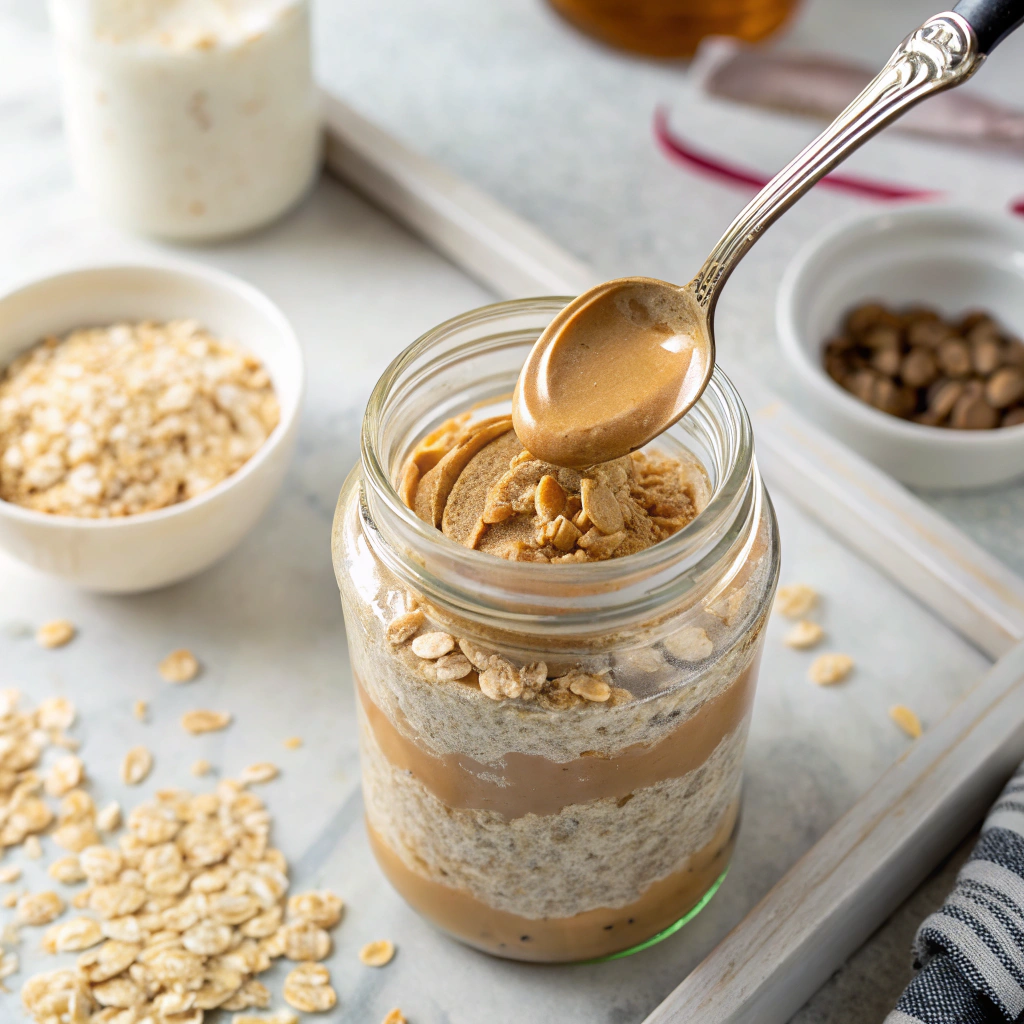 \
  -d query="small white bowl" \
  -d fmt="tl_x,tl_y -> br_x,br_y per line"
0,262 -> 303,592
777,205 -> 1024,490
